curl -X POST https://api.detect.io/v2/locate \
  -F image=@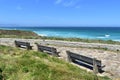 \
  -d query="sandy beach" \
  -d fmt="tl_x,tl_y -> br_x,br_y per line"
0,38 -> 120,79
